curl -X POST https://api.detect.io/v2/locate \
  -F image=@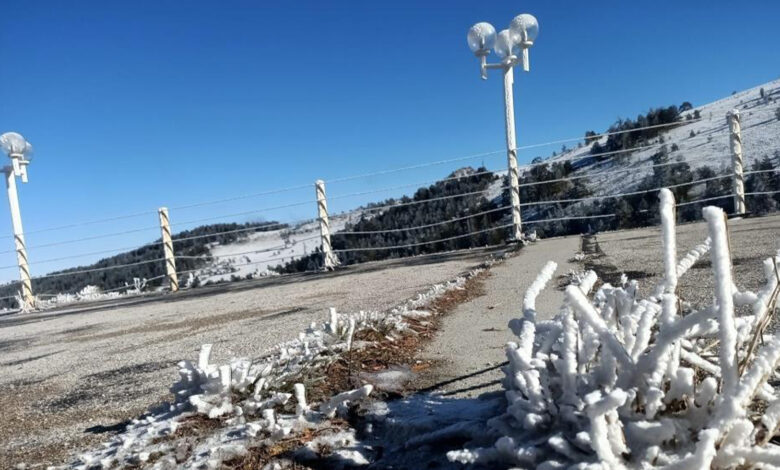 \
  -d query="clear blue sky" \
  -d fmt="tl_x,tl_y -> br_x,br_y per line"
0,0 -> 778,281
